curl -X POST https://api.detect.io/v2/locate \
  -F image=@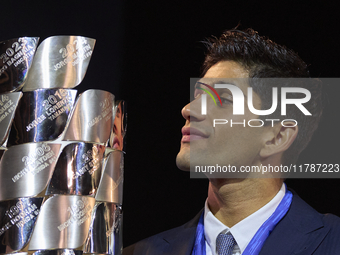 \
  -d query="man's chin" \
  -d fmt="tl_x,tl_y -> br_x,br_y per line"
176,152 -> 190,171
